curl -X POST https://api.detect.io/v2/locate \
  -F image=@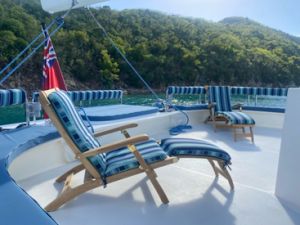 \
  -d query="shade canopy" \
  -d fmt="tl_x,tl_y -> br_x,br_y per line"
41,0 -> 108,13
